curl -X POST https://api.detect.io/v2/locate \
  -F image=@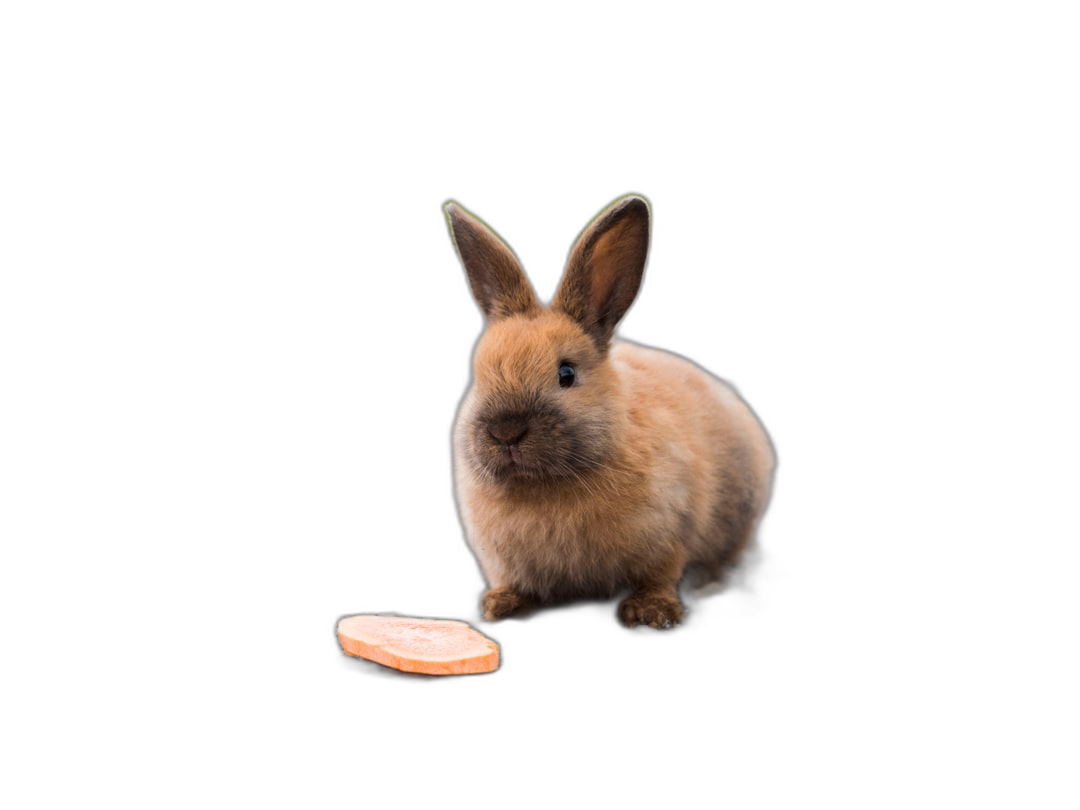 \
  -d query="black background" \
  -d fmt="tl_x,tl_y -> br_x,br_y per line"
227,147 -> 911,734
